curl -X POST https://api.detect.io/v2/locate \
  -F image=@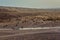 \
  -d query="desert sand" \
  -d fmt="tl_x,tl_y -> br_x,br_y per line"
0,6 -> 60,40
